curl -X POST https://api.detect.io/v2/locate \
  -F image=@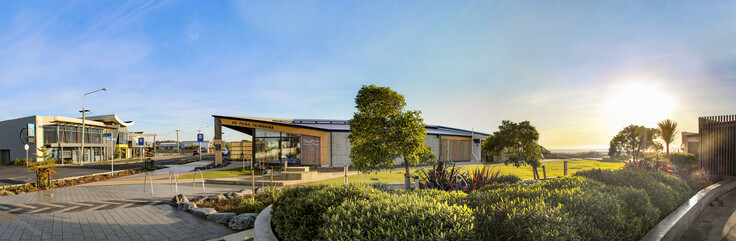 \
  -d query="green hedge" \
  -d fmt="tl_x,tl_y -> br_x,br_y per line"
574,169 -> 691,218
669,153 -> 698,168
322,191 -> 474,240
271,184 -> 381,241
